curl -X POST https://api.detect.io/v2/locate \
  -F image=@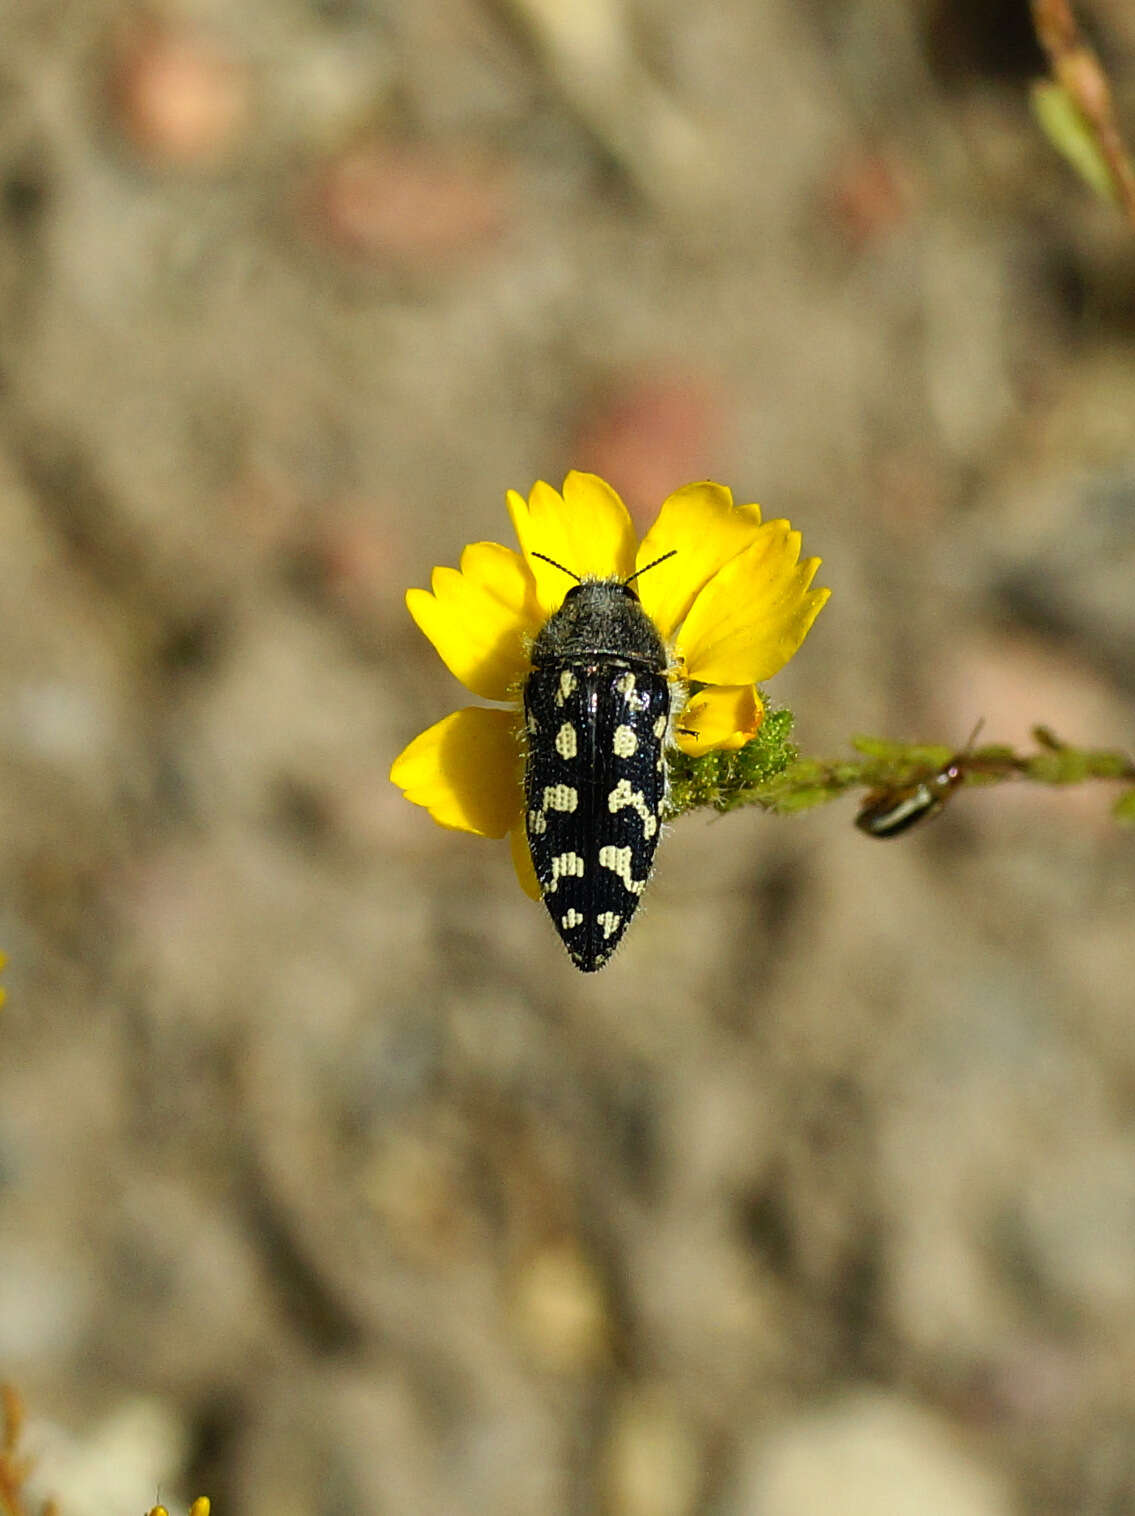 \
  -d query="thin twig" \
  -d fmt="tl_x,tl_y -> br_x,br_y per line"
1031,0 -> 1135,230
